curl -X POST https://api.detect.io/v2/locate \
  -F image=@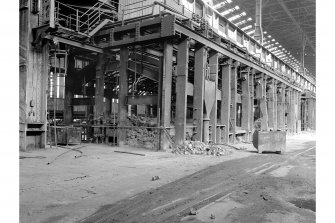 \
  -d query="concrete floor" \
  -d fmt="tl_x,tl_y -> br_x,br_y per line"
19,132 -> 315,223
